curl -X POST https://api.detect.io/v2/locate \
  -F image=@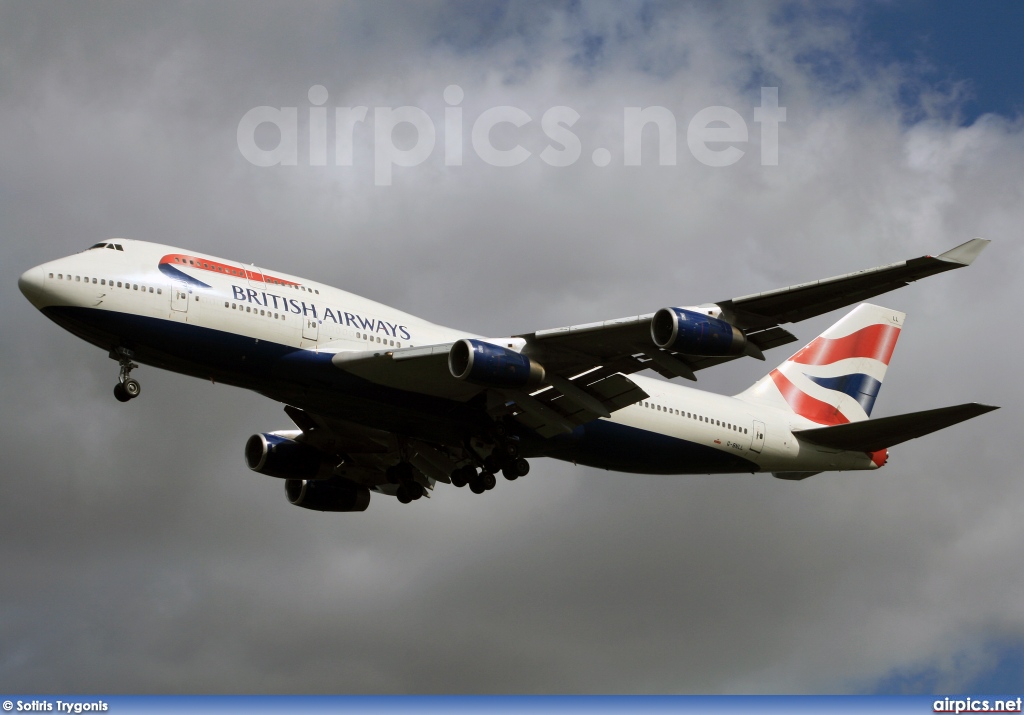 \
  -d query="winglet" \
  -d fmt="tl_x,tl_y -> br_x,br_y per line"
937,238 -> 990,266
